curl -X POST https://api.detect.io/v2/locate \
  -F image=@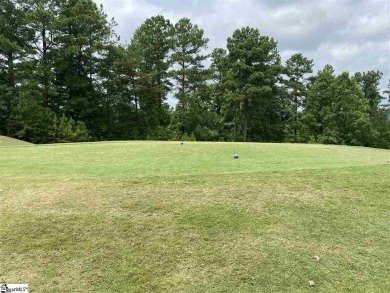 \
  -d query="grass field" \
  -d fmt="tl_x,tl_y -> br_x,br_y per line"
0,135 -> 33,147
1,141 -> 389,292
